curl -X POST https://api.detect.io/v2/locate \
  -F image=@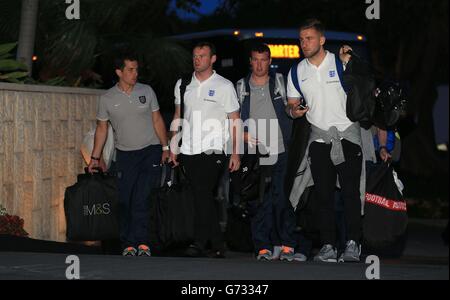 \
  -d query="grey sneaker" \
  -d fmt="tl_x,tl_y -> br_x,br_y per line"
138,245 -> 152,257
339,240 -> 361,263
314,245 -> 338,263
122,247 -> 137,257
293,252 -> 308,262
279,246 -> 295,262
257,249 -> 273,261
